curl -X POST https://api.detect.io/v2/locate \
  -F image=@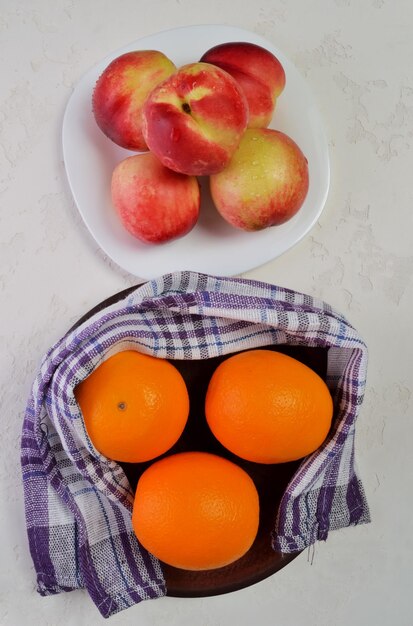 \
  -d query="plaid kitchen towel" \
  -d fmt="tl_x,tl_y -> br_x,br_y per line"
21,271 -> 370,617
